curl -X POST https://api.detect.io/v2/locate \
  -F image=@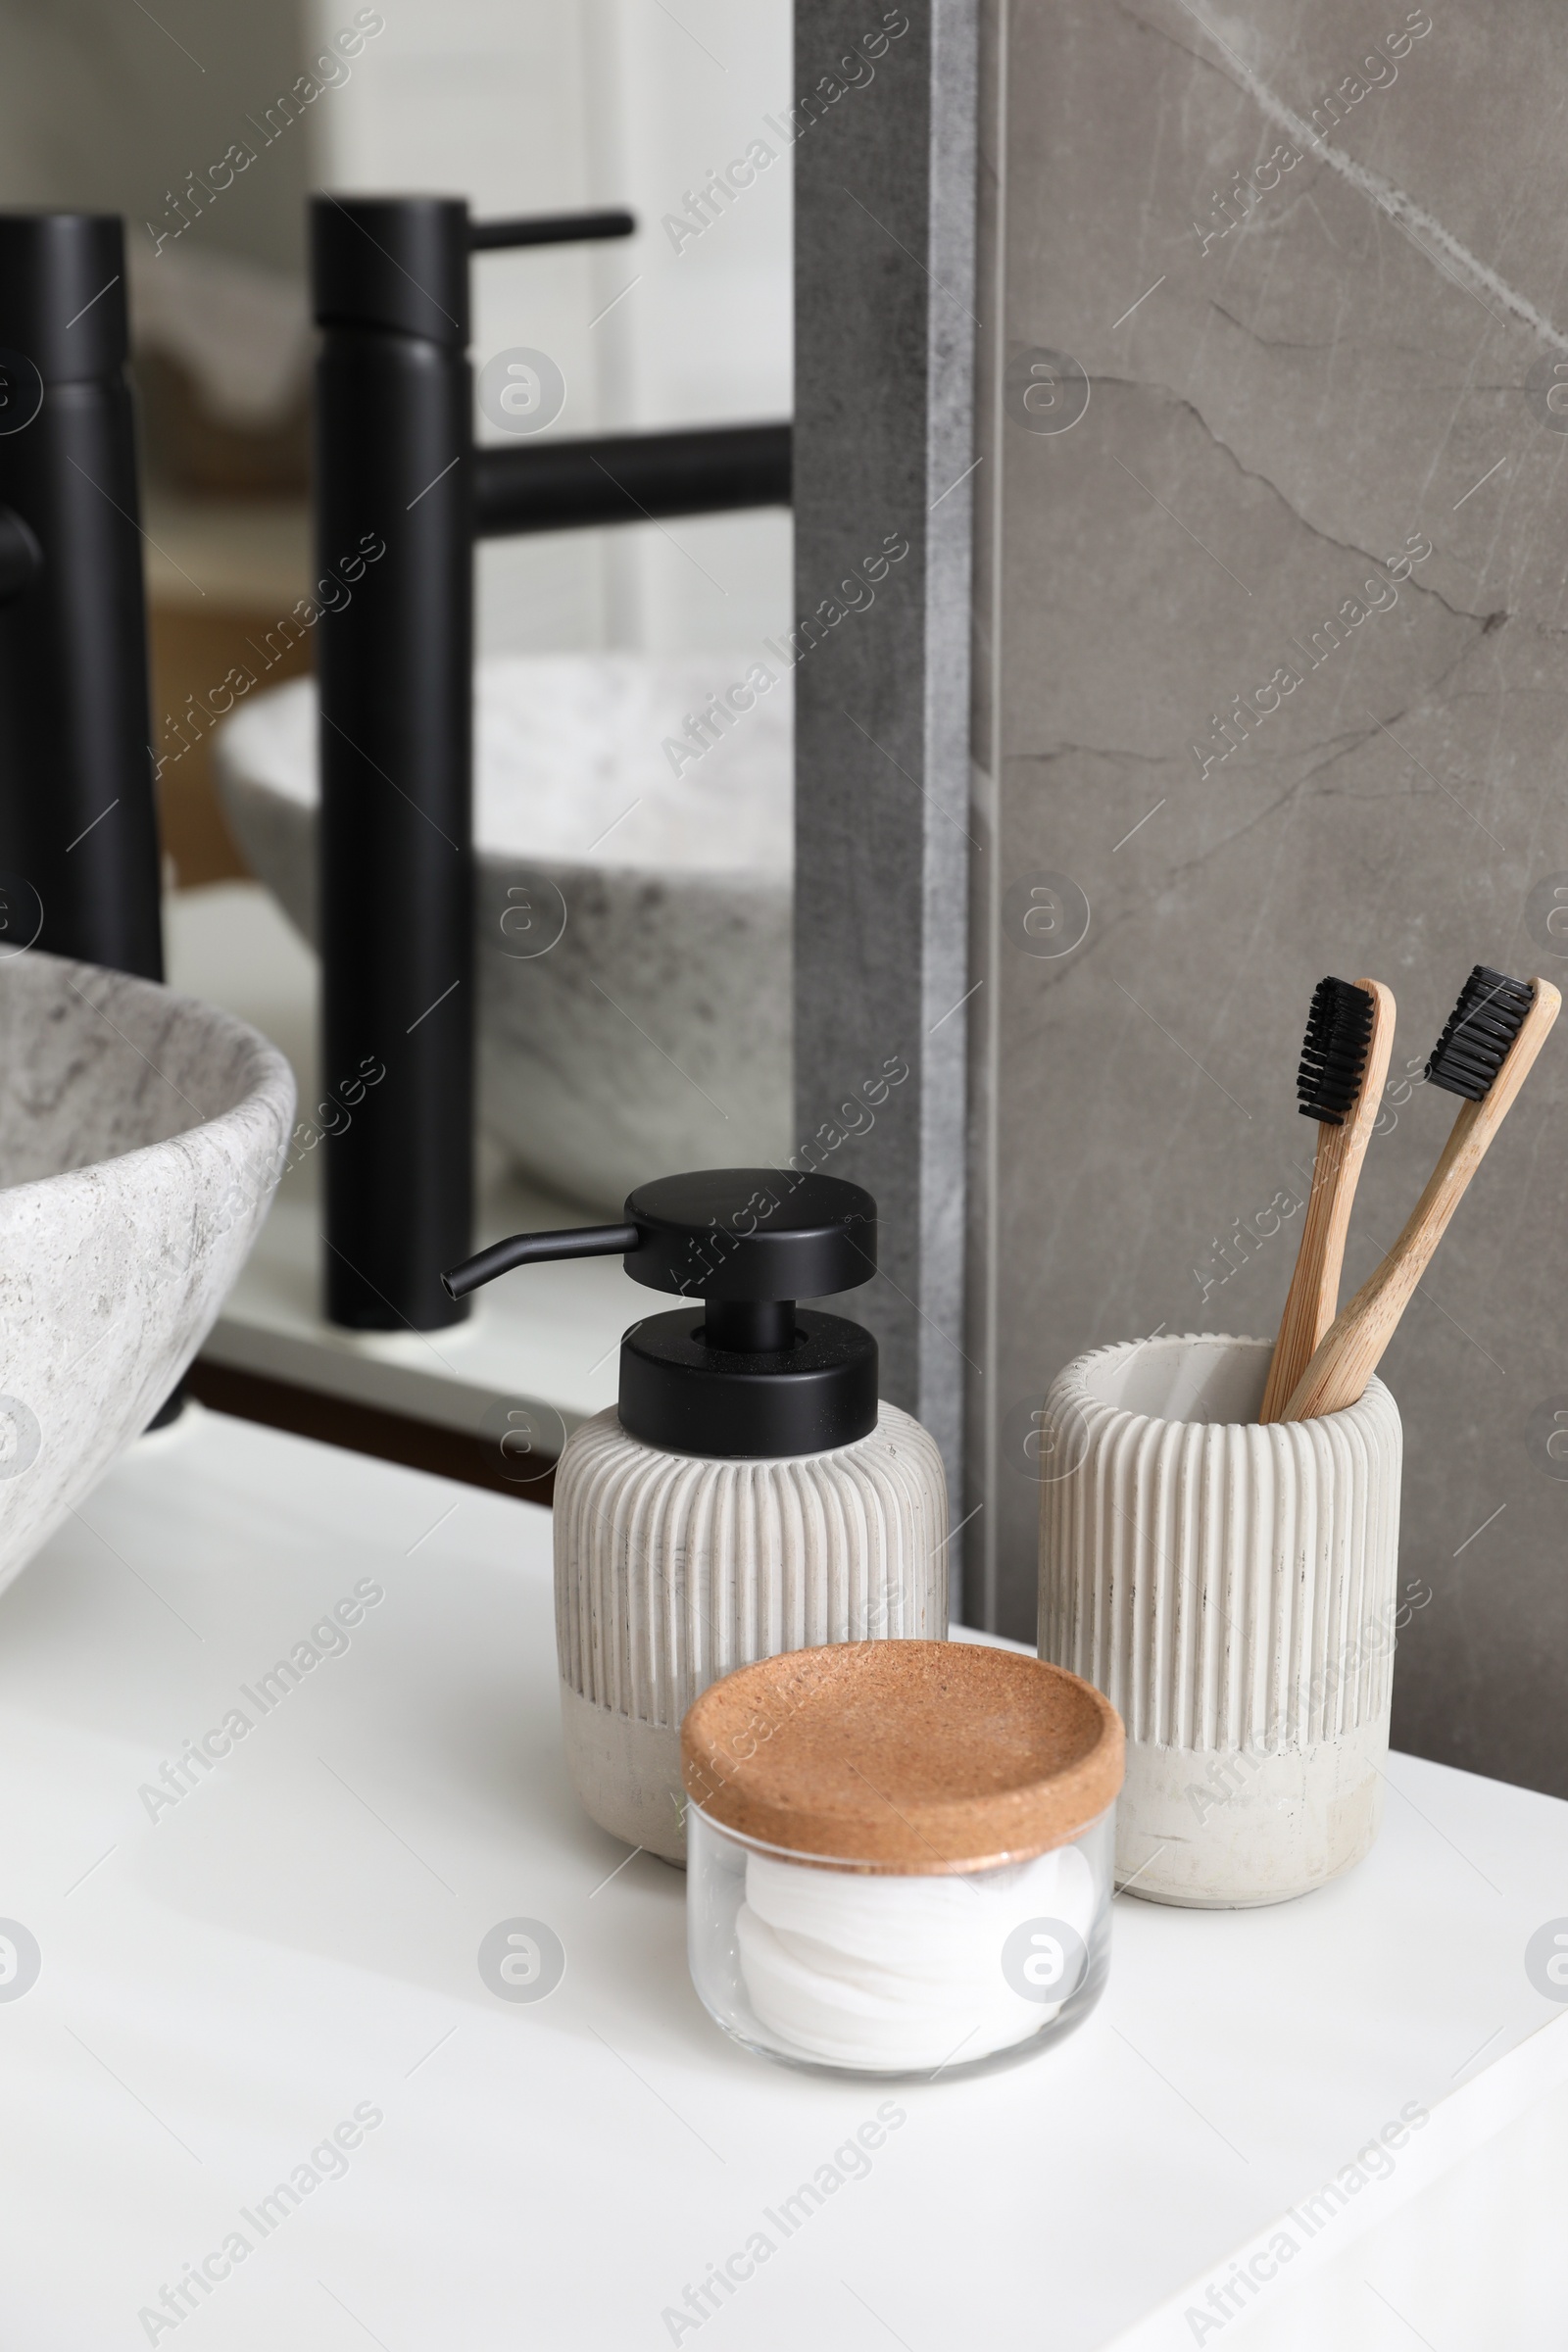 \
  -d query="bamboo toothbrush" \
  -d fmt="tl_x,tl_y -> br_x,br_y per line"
1258,975 -> 1396,1424
1282,966 -> 1561,1422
